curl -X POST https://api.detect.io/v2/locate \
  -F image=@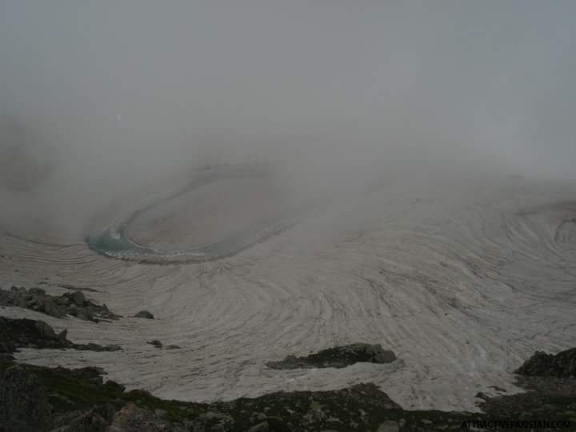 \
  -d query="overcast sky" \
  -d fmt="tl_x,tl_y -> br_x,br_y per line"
1,1 -> 576,235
